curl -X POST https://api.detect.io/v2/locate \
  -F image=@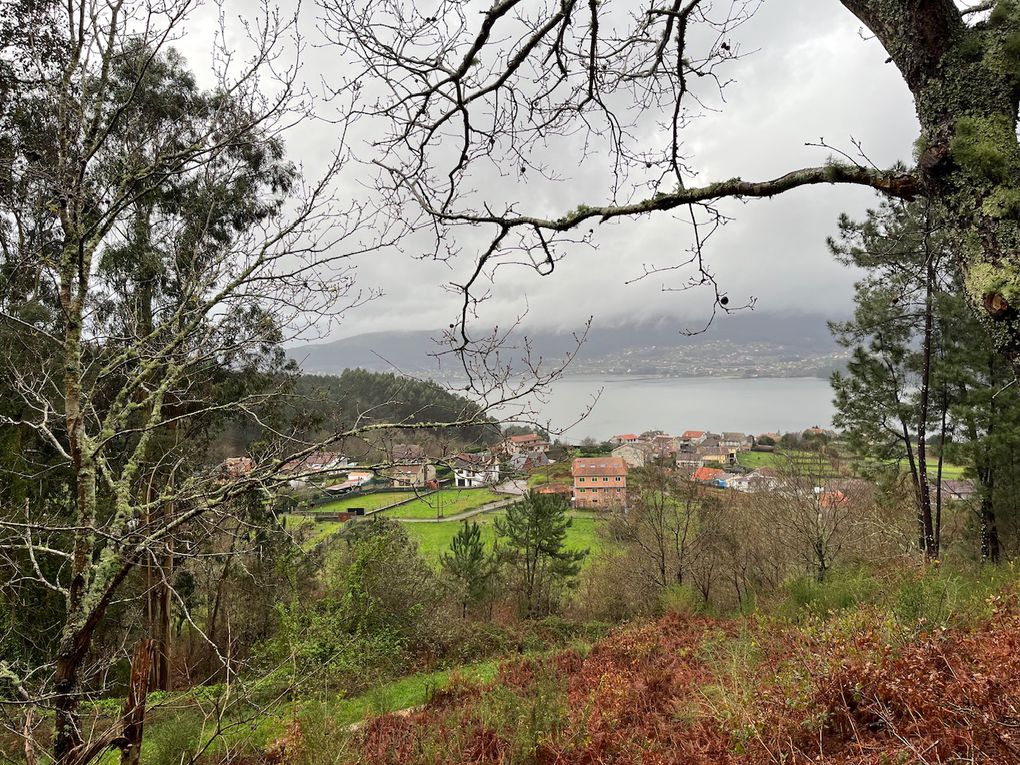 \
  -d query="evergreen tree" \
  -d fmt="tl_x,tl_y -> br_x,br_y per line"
830,200 -> 948,557
494,492 -> 586,617
441,521 -> 496,618
830,200 -> 1020,561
